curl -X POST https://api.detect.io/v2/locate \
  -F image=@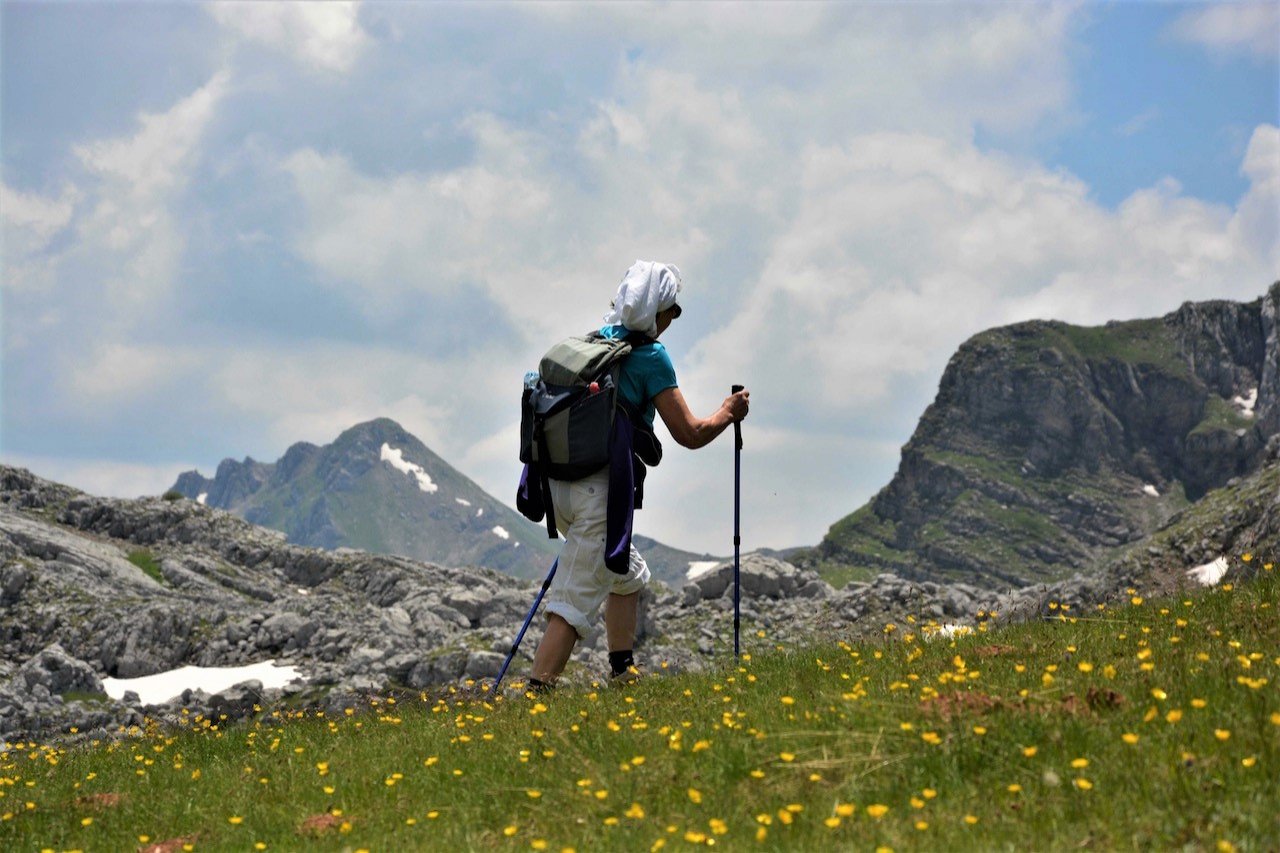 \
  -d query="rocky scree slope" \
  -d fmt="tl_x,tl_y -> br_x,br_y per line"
5,456 -> 1274,745
800,282 -> 1280,588
0,466 -> 853,743
171,418 -> 560,580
